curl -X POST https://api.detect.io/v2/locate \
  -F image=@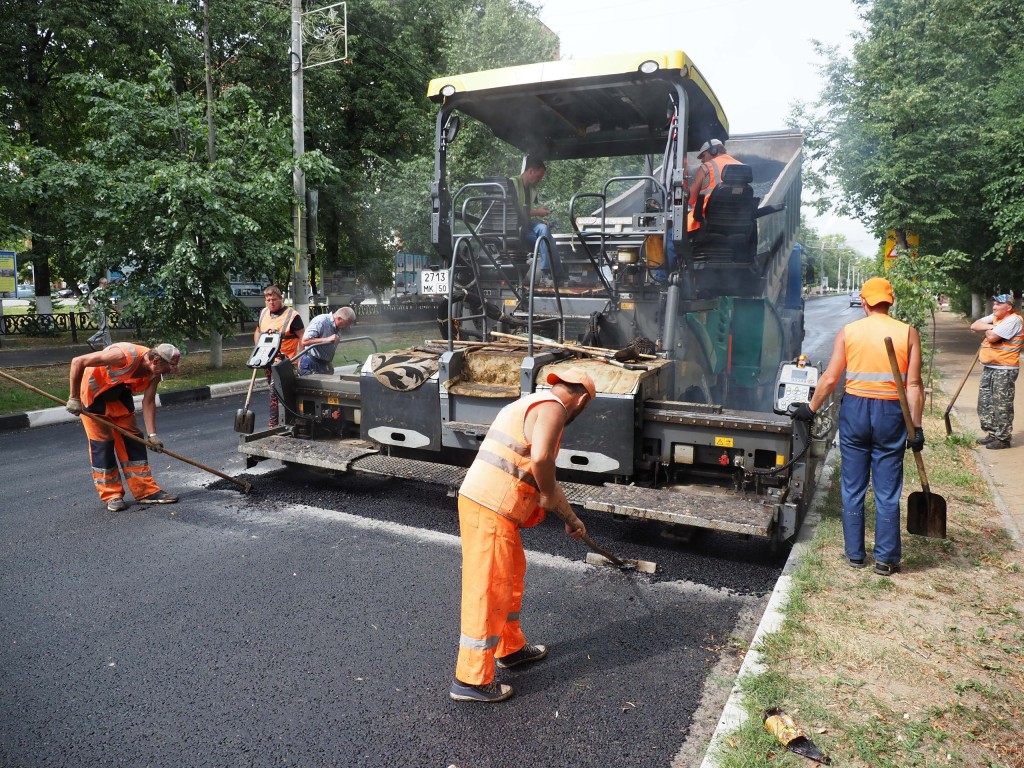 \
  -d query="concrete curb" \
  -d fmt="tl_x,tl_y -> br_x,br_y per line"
698,445 -> 839,768
0,379 -> 266,432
